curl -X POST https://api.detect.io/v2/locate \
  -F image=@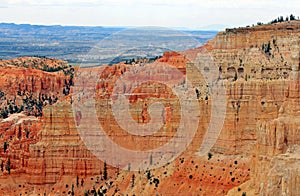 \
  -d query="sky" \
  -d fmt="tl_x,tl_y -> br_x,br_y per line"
0,0 -> 299,30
